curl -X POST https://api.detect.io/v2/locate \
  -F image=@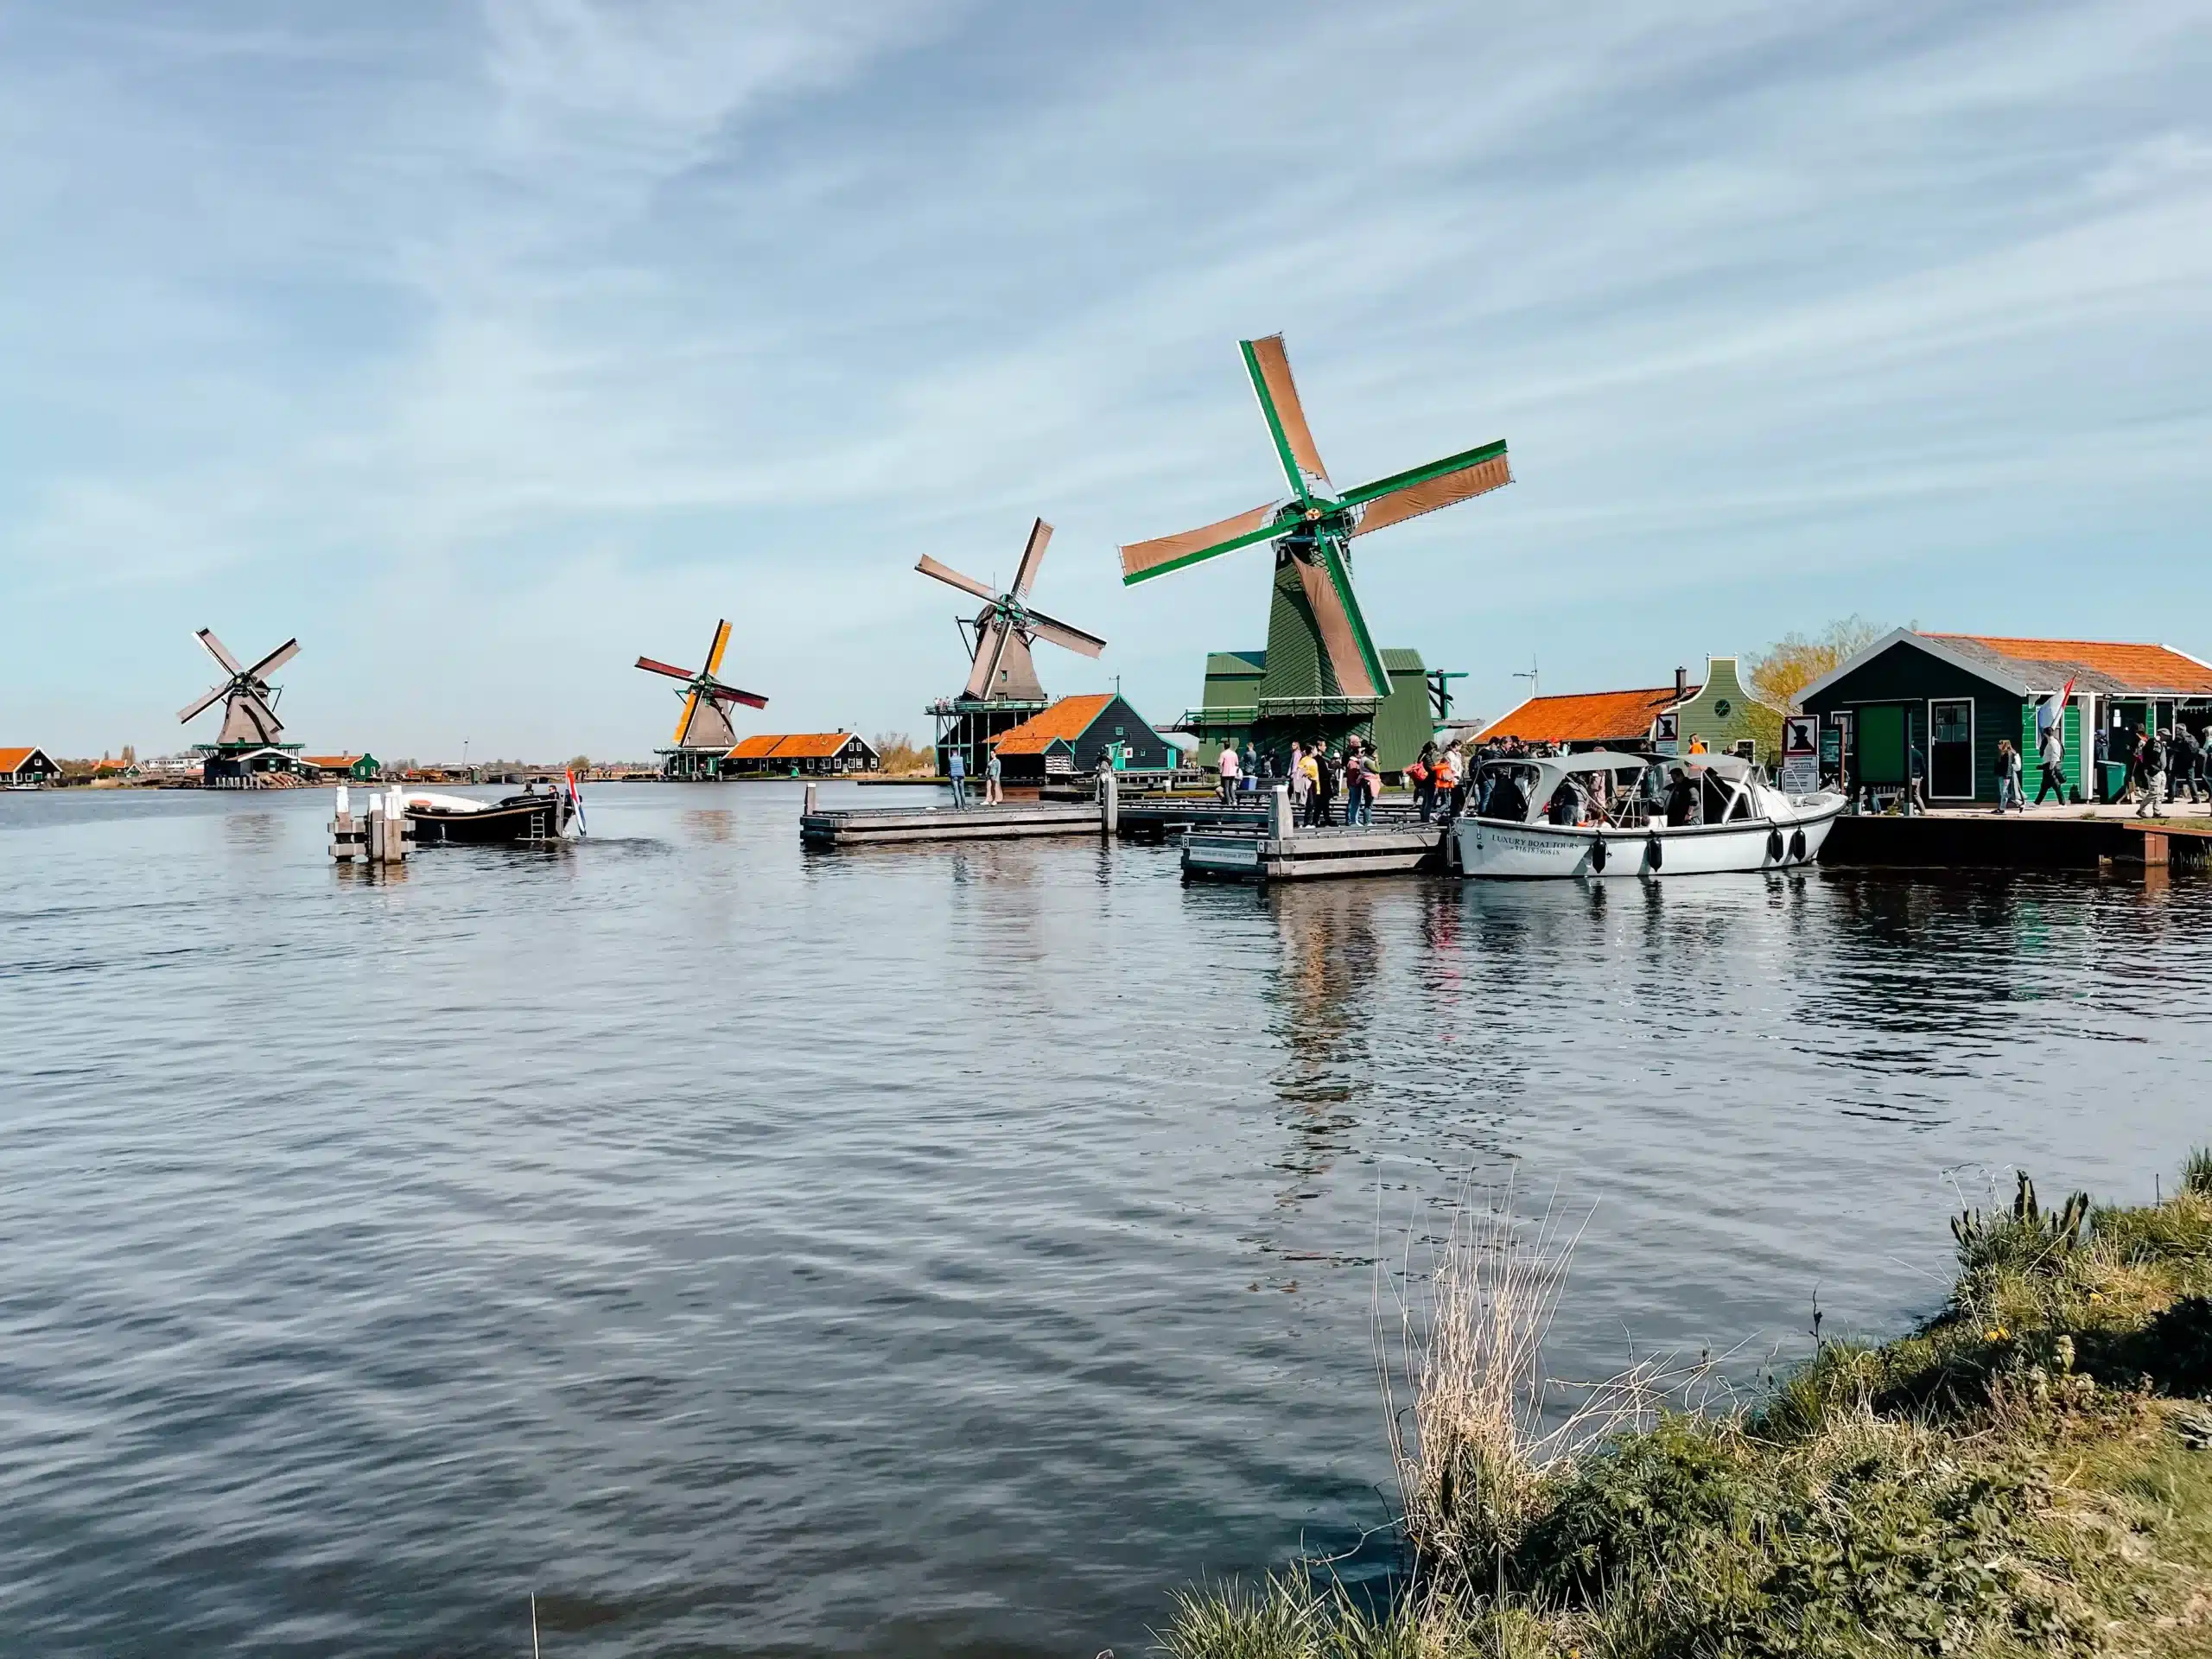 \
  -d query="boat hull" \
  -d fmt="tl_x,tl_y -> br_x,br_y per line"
1454,799 -> 1845,879
406,794 -> 575,845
